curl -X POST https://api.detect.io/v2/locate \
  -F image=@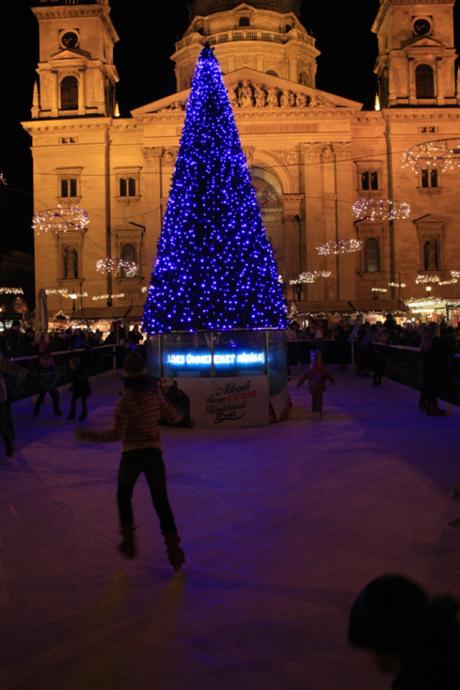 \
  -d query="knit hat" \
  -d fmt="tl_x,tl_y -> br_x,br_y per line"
122,352 -> 148,379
